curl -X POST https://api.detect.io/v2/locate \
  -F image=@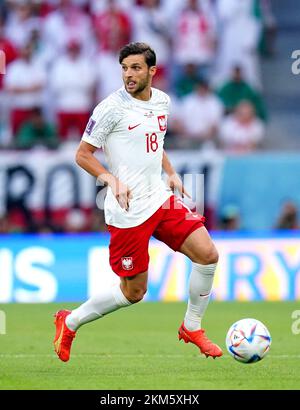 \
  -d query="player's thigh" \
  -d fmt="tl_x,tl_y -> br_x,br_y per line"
179,226 -> 219,265
153,195 -> 206,252
108,223 -> 152,277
